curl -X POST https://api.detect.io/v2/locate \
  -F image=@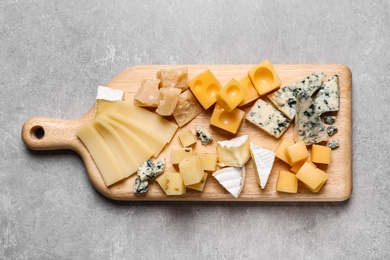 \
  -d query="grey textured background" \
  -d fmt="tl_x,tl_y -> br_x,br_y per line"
1,0 -> 389,259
